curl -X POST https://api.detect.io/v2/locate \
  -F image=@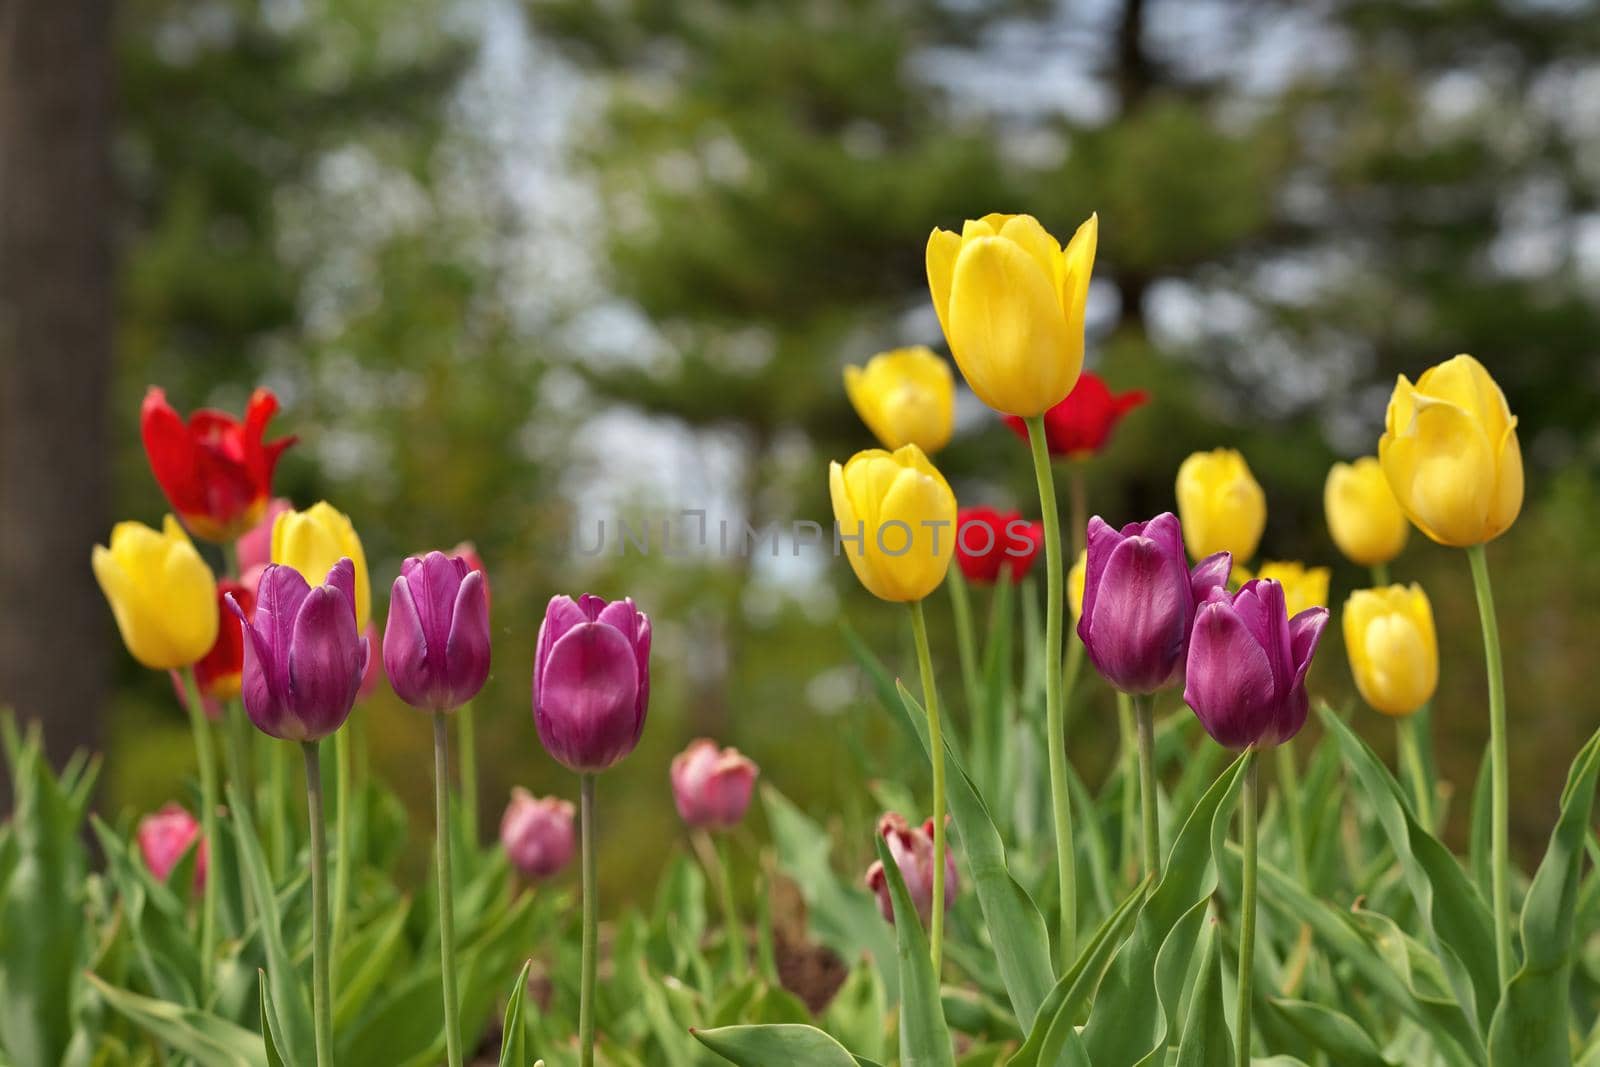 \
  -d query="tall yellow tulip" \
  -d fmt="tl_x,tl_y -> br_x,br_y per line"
843,346 -> 955,454
829,445 -> 957,603
1378,354 -> 1522,547
92,515 -> 219,670
272,501 -> 371,628
926,213 -> 1097,417
1255,561 -> 1330,618
1324,457 -> 1408,567
1175,448 -> 1266,562
1343,584 -> 1438,717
